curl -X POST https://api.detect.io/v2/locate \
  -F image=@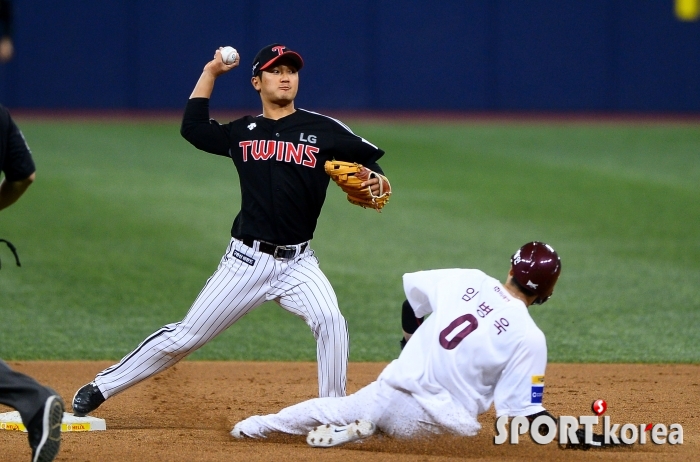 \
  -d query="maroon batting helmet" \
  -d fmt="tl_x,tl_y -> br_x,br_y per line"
510,241 -> 561,305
